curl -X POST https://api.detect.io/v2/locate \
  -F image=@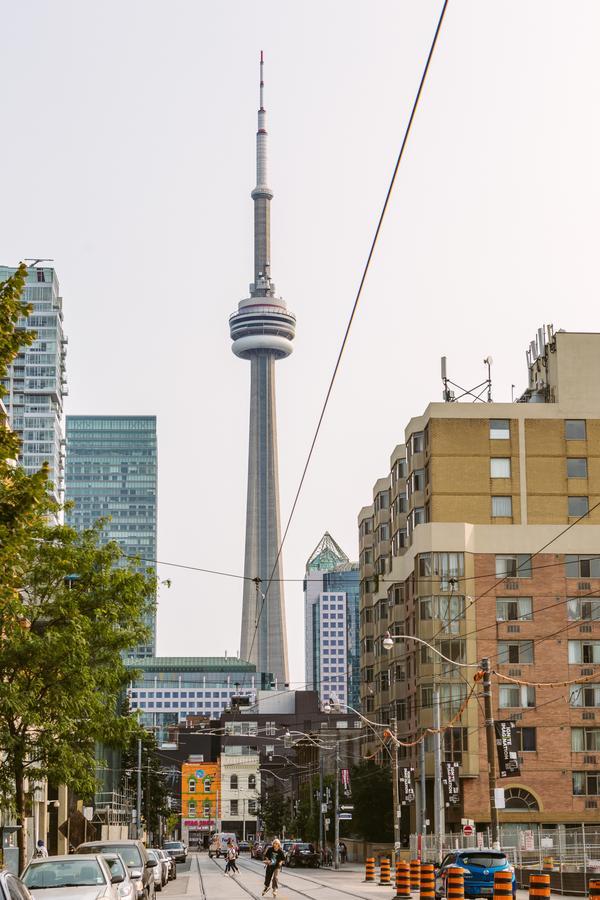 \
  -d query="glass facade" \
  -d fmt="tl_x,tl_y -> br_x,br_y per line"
65,415 -> 157,656
304,533 -> 360,712
0,265 -> 67,503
